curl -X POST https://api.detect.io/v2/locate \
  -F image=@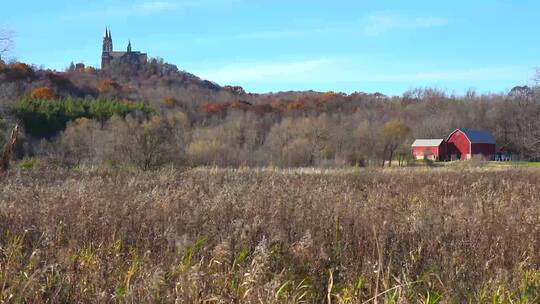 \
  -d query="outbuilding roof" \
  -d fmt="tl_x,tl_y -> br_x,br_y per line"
453,129 -> 496,144
411,139 -> 444,147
